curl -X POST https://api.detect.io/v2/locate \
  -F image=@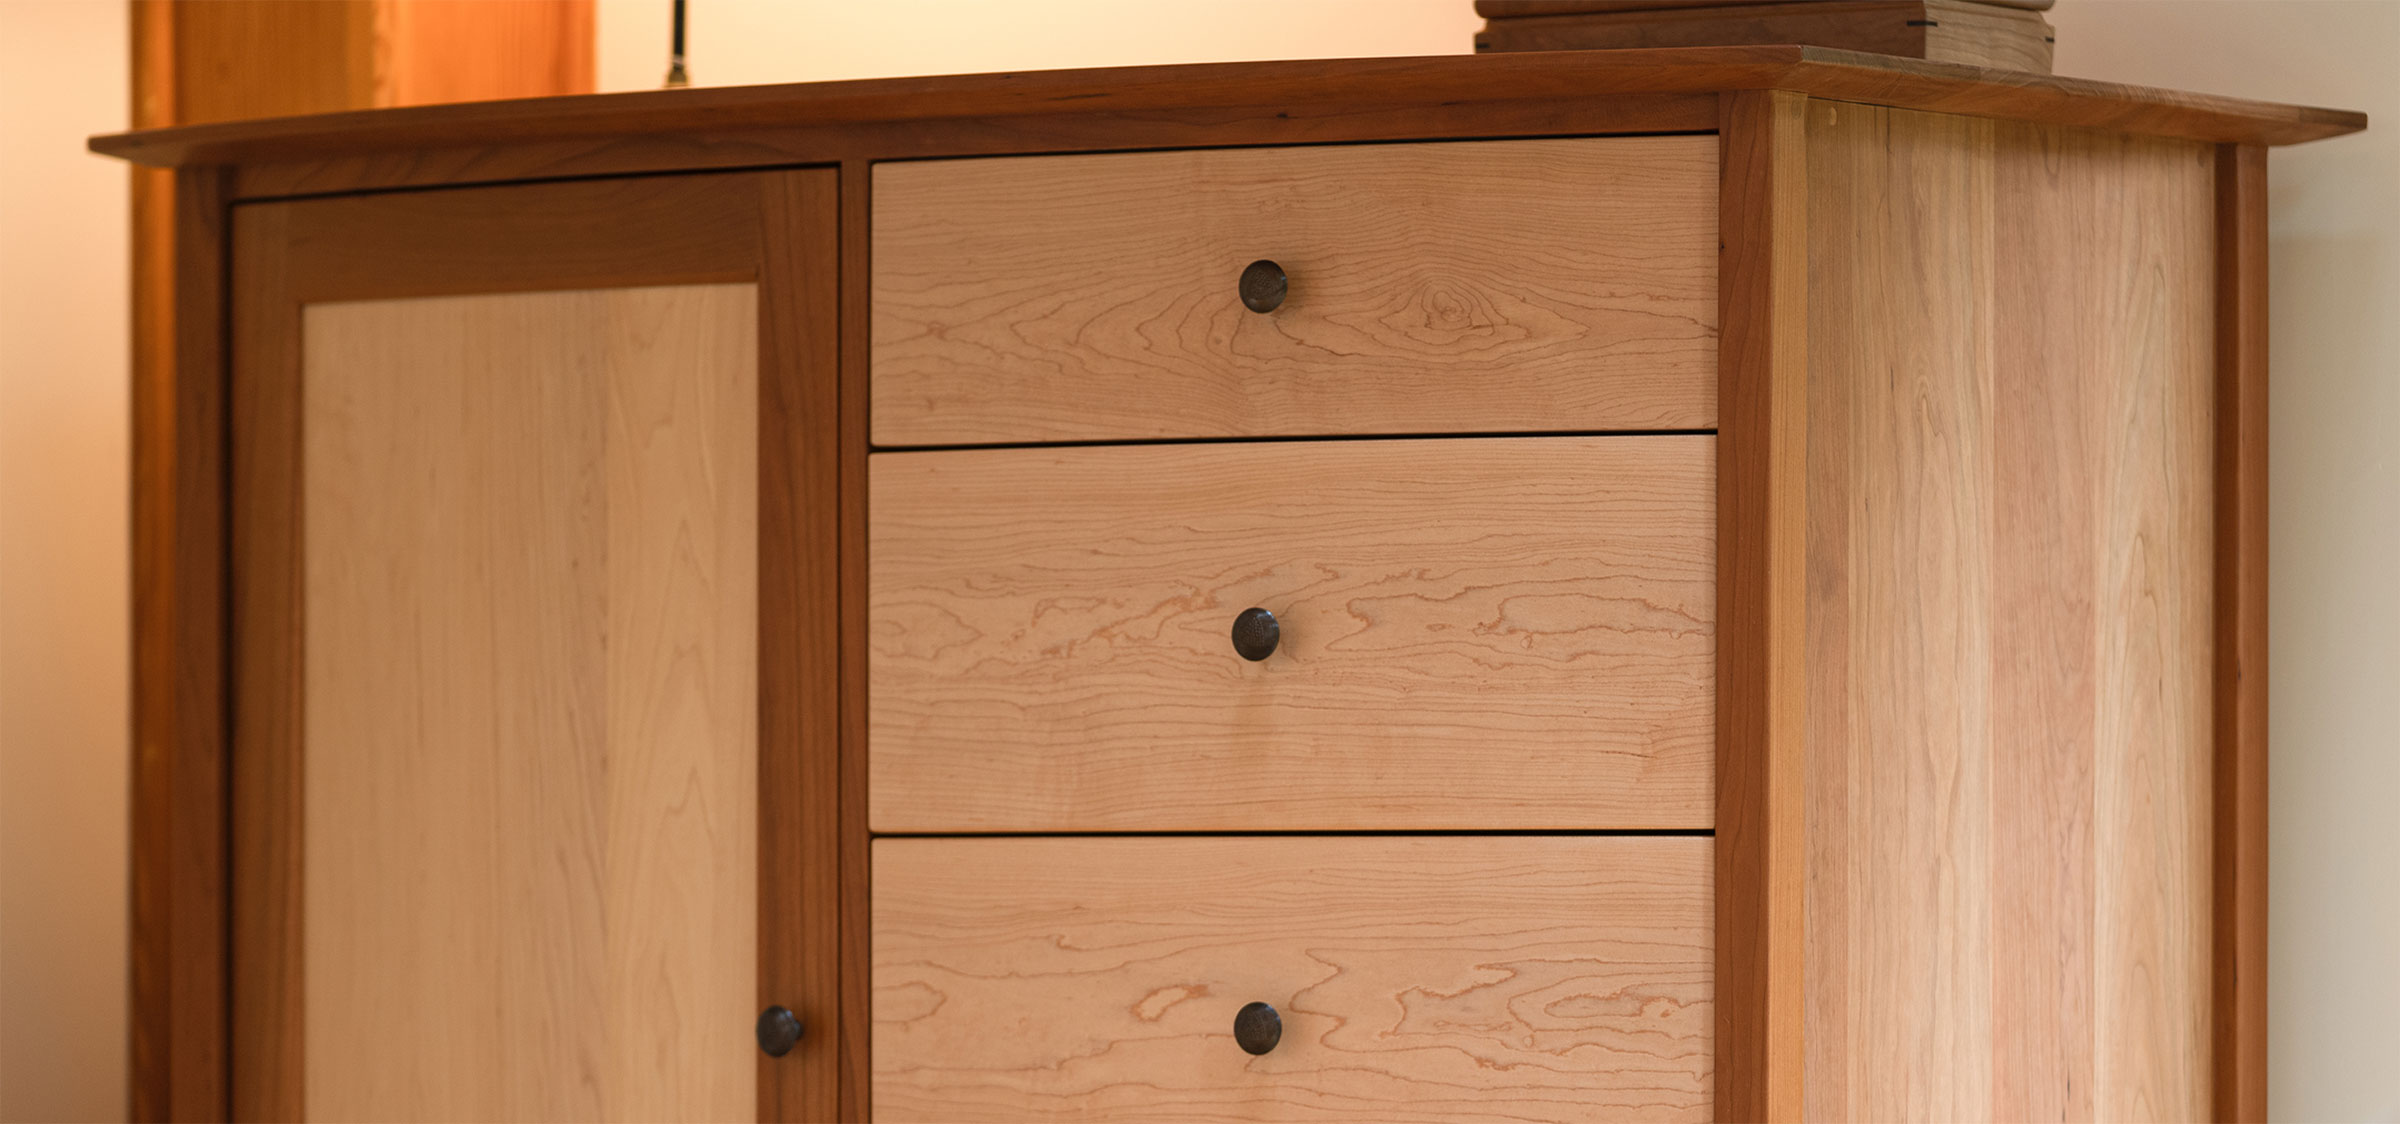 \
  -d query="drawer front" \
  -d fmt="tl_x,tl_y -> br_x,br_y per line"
873,836 -> 1714,1122
869,436 -> 1715,831
871,136 -> 1718,446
